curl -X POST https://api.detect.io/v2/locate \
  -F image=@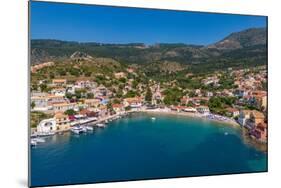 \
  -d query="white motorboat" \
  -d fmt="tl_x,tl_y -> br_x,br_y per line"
96,123 -> 106,128
71,126 -> 84,134
86,126 -> 94,131
33,138 -> 45,143
151,117 -> 156,120
31,139 -> 37,147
